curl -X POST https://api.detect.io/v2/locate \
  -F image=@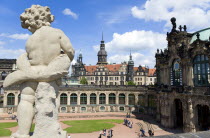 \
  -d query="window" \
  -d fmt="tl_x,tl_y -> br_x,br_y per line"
119,107 -> 124,111
171,59 -> 182,86
140,78 -> 142,81
80,93 -> 87,105
90,93 -> 96,104
193,55 -> 210,86
70,93 -> 77,105
138,95 -> 145,106
110,77 -> 113,80
7,93 -> 15,106
18,94 -> 21,104
148,95 -> 156,108
119,94 -> 125,105
150,78 -> 152,81
60,93 -> 67,105
99,93 -> 106,104
128,94 -> 135,105
109,93 -> 116,104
